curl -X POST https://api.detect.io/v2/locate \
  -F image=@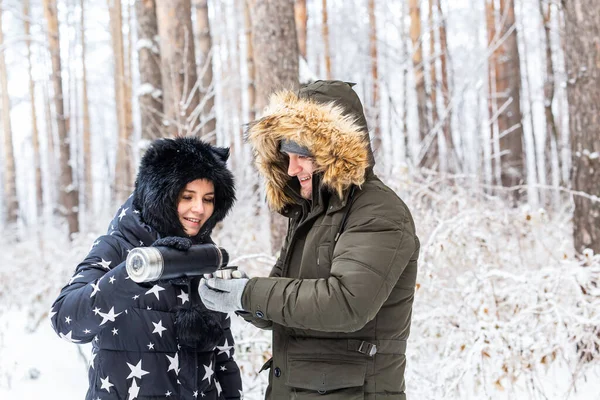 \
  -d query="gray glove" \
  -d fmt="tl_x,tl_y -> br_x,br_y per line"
199,277 -> 249,312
